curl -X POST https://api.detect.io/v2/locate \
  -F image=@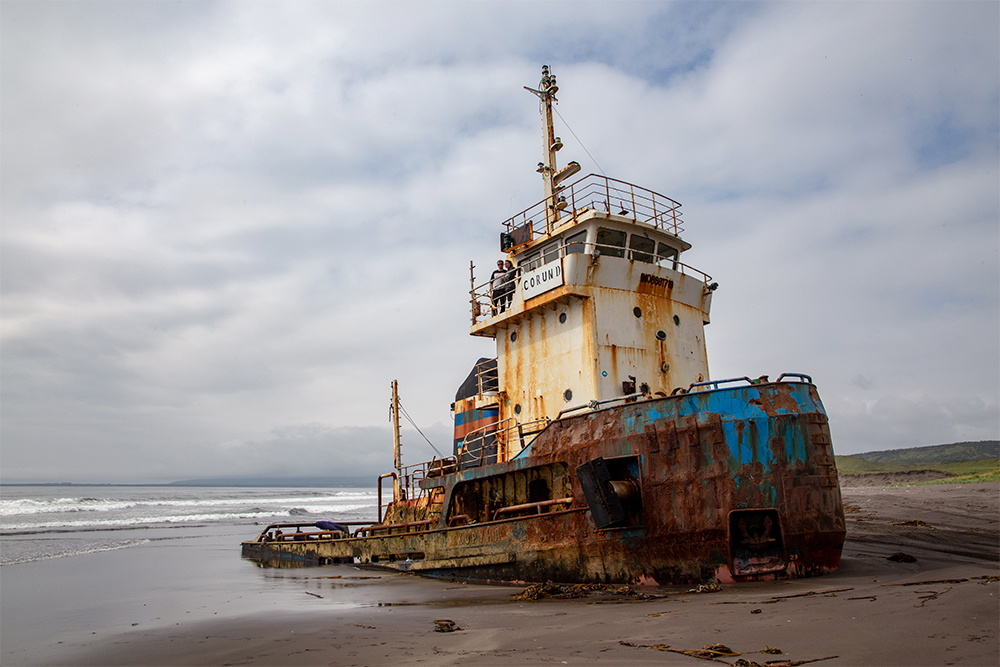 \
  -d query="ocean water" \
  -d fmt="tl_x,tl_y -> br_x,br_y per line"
0,485 -> 389,664
0,485 -> 378,566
